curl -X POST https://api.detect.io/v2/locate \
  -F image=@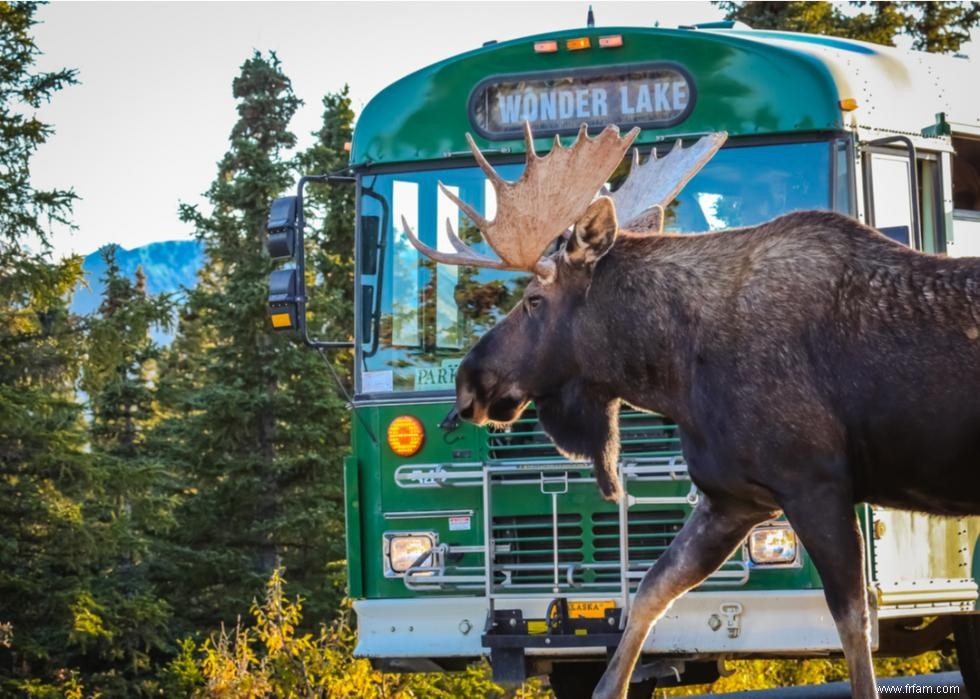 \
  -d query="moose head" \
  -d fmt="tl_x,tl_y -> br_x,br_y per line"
401,122 -> 726,501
